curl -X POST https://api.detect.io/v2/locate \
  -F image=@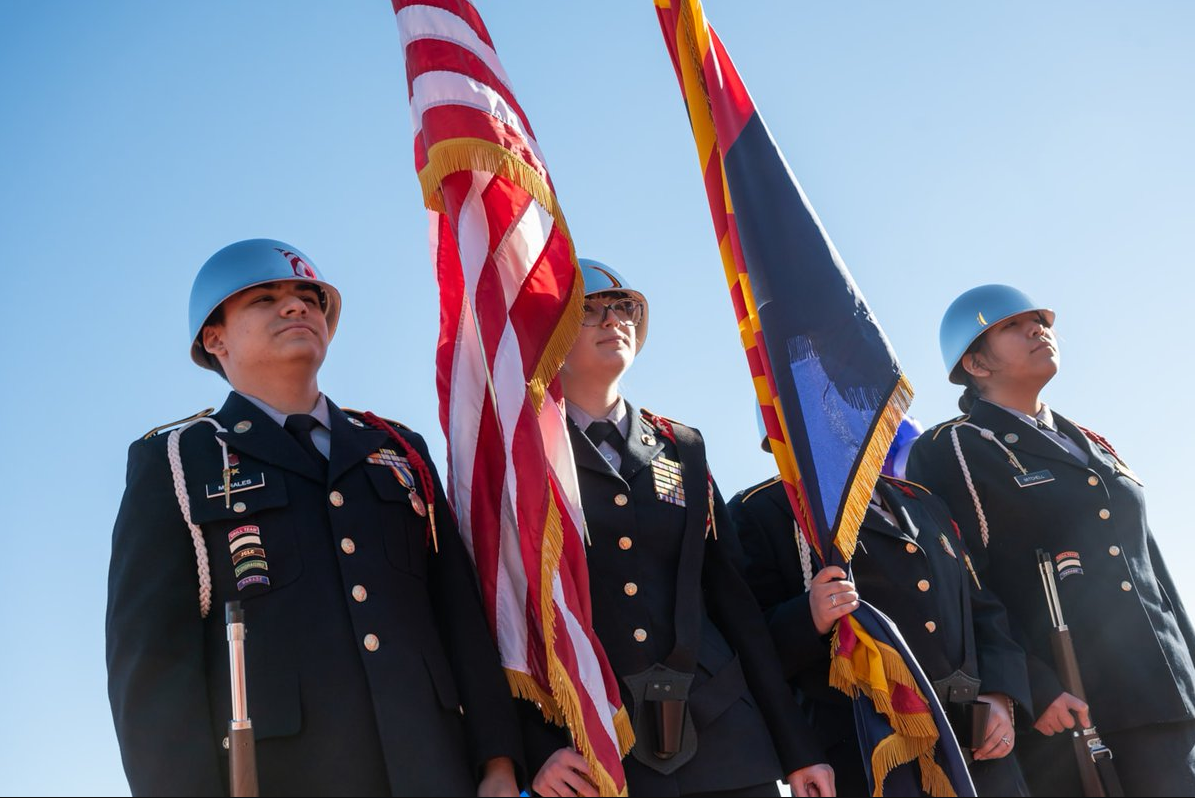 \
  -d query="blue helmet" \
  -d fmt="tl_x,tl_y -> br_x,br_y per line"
940,284 -> 1054,384
578,258 -> 649,352
188,238 -> 342,370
